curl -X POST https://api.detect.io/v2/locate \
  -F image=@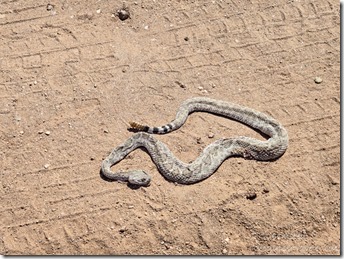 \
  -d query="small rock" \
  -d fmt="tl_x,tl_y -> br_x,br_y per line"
19,130 -> 24,135
328,176 -> 339,185
224,237 -> 229,243
119,226 -> 127,233
175,81 -> 186,88
314,77 -> 322,84
262,188 -> 269,194
331,180 -> 339,185
45,131 -> 51,136
222,248 -> 228,254
208,132 -> 215,138
103,129 -> 109,133
44,164 -> 50,169
96,9 -> 101,14
46,4 -> 54,11
117,8 -> 130,21
128,205 -> 134,209
246,192 -> 257,200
